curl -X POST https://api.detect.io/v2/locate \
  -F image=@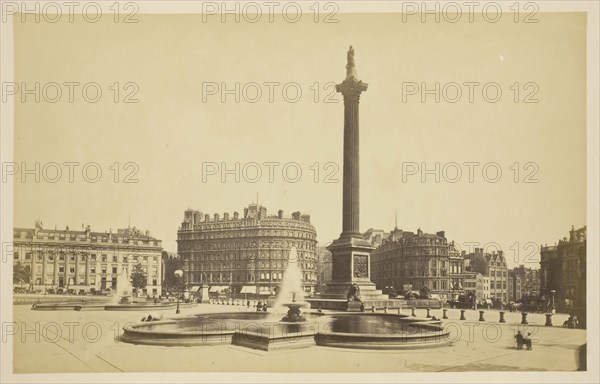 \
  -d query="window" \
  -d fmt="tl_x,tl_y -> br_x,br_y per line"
59,254 -> 65,261
90,267 -> 96,273
152,279 -> 157,286
101,255 -> 107,262
112,267 -> 117,274
91,254 -> 96,261
113,256 -> 118,262
59,266 -> 64,273
123,256 -> 128,263
25,252 -> 32,260
101,266 -> 107,274
70,255 -> 75,262
152,267 -> 157,275
80,255 -> 86,262
69,267 -> 75,273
